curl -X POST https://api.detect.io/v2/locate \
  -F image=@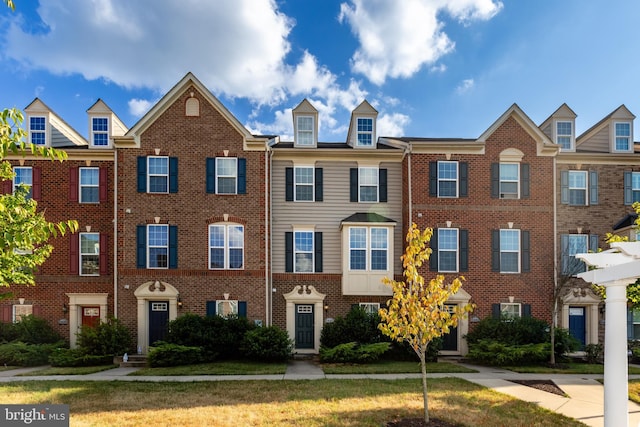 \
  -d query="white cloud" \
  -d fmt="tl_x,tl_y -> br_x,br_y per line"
128,98 -> 155,117
377,113 -> 410,137
456,78 -> 475,94
338,0 -> 502,85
